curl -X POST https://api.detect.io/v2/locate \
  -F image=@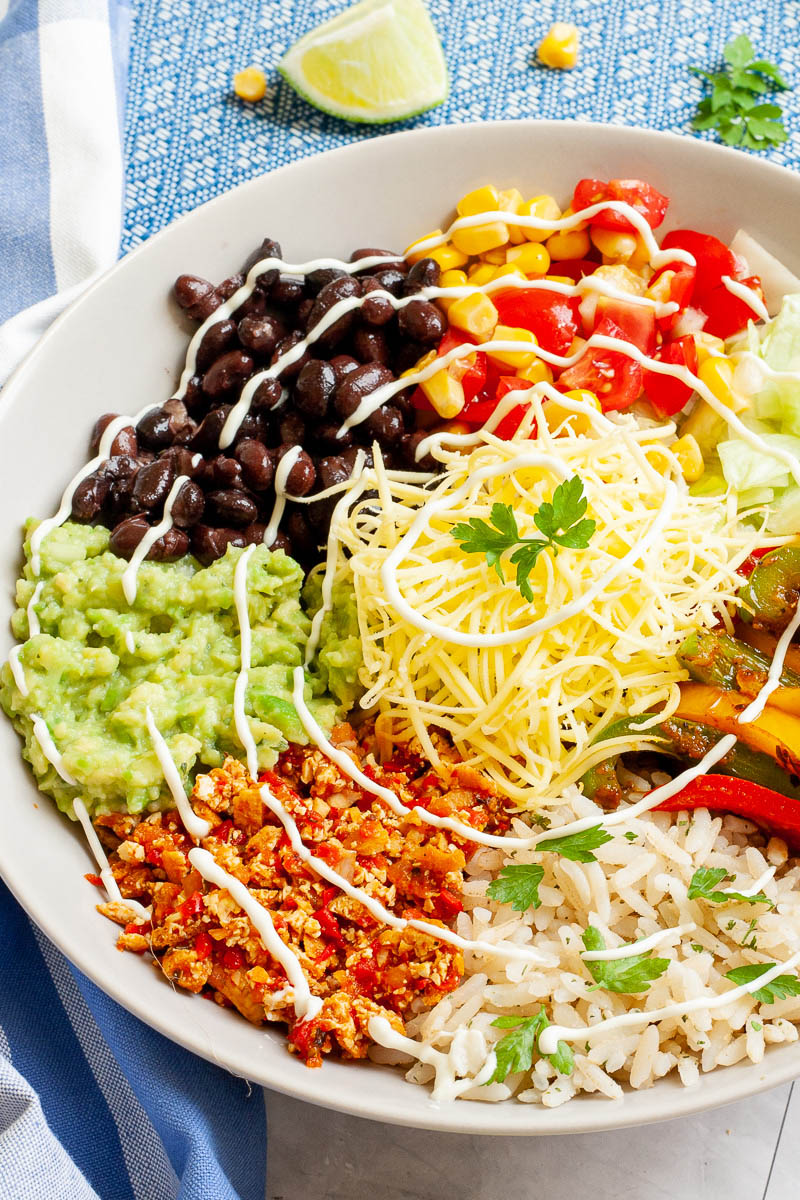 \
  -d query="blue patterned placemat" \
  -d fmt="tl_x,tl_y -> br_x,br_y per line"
123,0 -> 800,255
